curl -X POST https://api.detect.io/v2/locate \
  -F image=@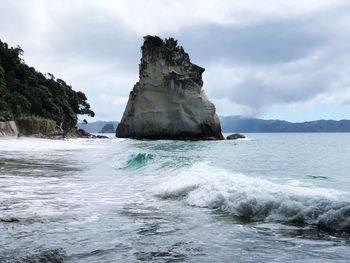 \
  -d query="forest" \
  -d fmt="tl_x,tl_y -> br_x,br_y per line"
0,39 -> 94,133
